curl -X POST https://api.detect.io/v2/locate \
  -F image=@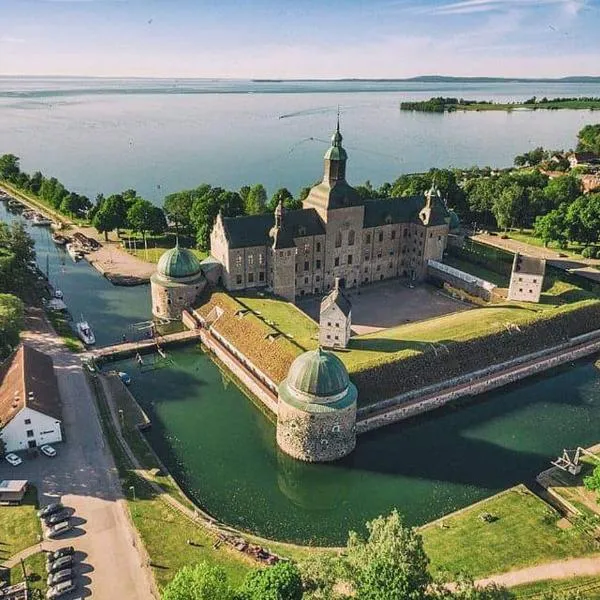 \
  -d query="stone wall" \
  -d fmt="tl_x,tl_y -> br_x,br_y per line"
276,400 -> 356,462
151,276 -> 207,320
356,329 -> 600,434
